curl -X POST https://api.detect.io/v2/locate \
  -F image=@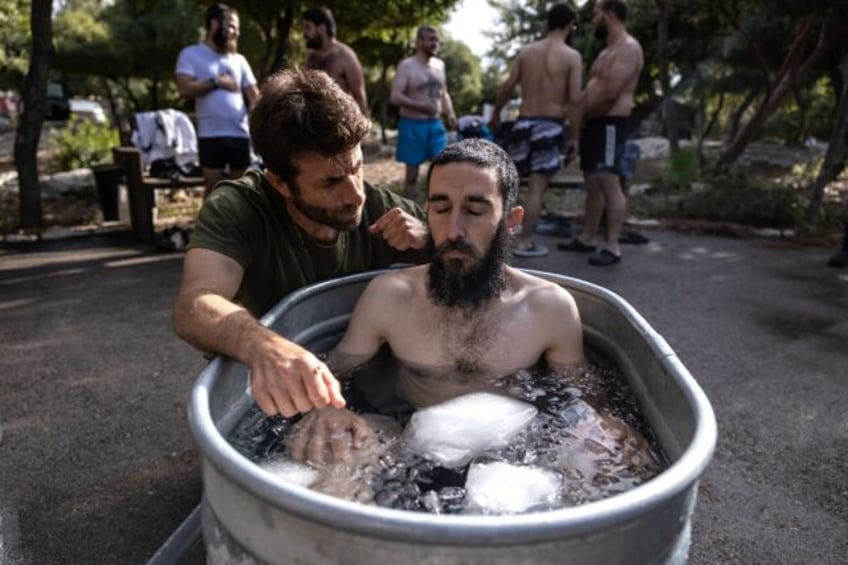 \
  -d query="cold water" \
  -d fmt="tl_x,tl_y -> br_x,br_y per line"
228,346 -> 667,515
